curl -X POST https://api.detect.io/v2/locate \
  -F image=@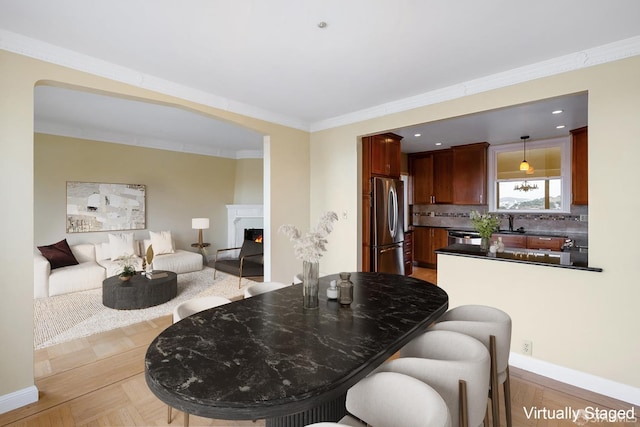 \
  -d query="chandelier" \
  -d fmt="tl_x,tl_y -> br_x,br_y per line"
514,181 -> 539,192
